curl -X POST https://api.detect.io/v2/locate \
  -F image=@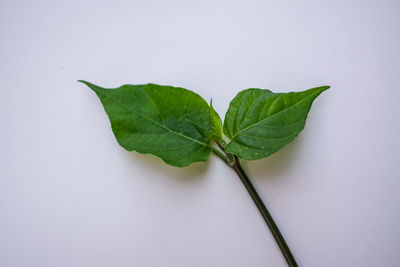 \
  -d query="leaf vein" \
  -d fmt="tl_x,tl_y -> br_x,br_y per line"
230,90 -> 322,141
98,91 -> 210,148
